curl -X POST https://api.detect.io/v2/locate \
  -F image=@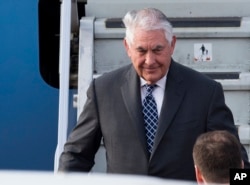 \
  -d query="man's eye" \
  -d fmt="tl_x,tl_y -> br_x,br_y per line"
137,49 -> 146,54
153,48 -> 163,53
154,47 -> 163,51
